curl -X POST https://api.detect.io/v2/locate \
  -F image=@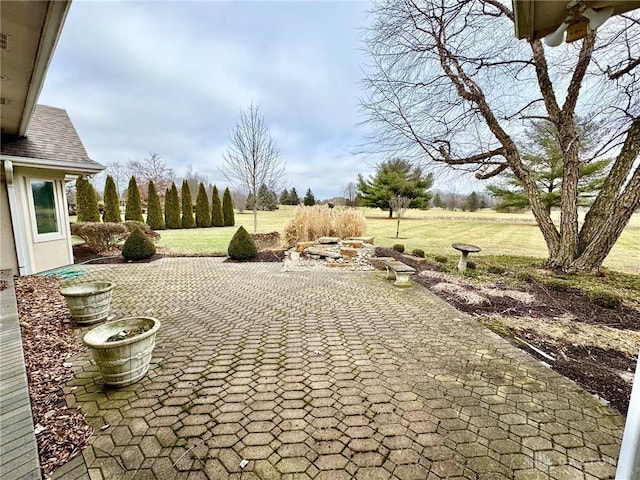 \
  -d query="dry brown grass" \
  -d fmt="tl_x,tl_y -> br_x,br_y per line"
283,206 -> 367,245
